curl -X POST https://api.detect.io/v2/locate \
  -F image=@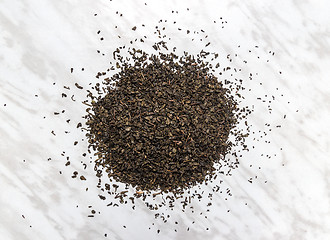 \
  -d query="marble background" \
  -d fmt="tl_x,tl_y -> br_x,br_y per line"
1,0 -> 330,239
